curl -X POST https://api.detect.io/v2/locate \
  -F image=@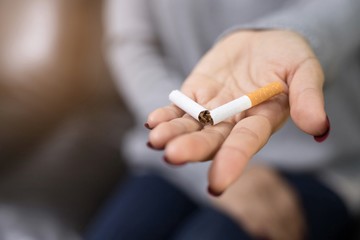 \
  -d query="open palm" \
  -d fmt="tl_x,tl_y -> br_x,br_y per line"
147,30 -> 327,194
